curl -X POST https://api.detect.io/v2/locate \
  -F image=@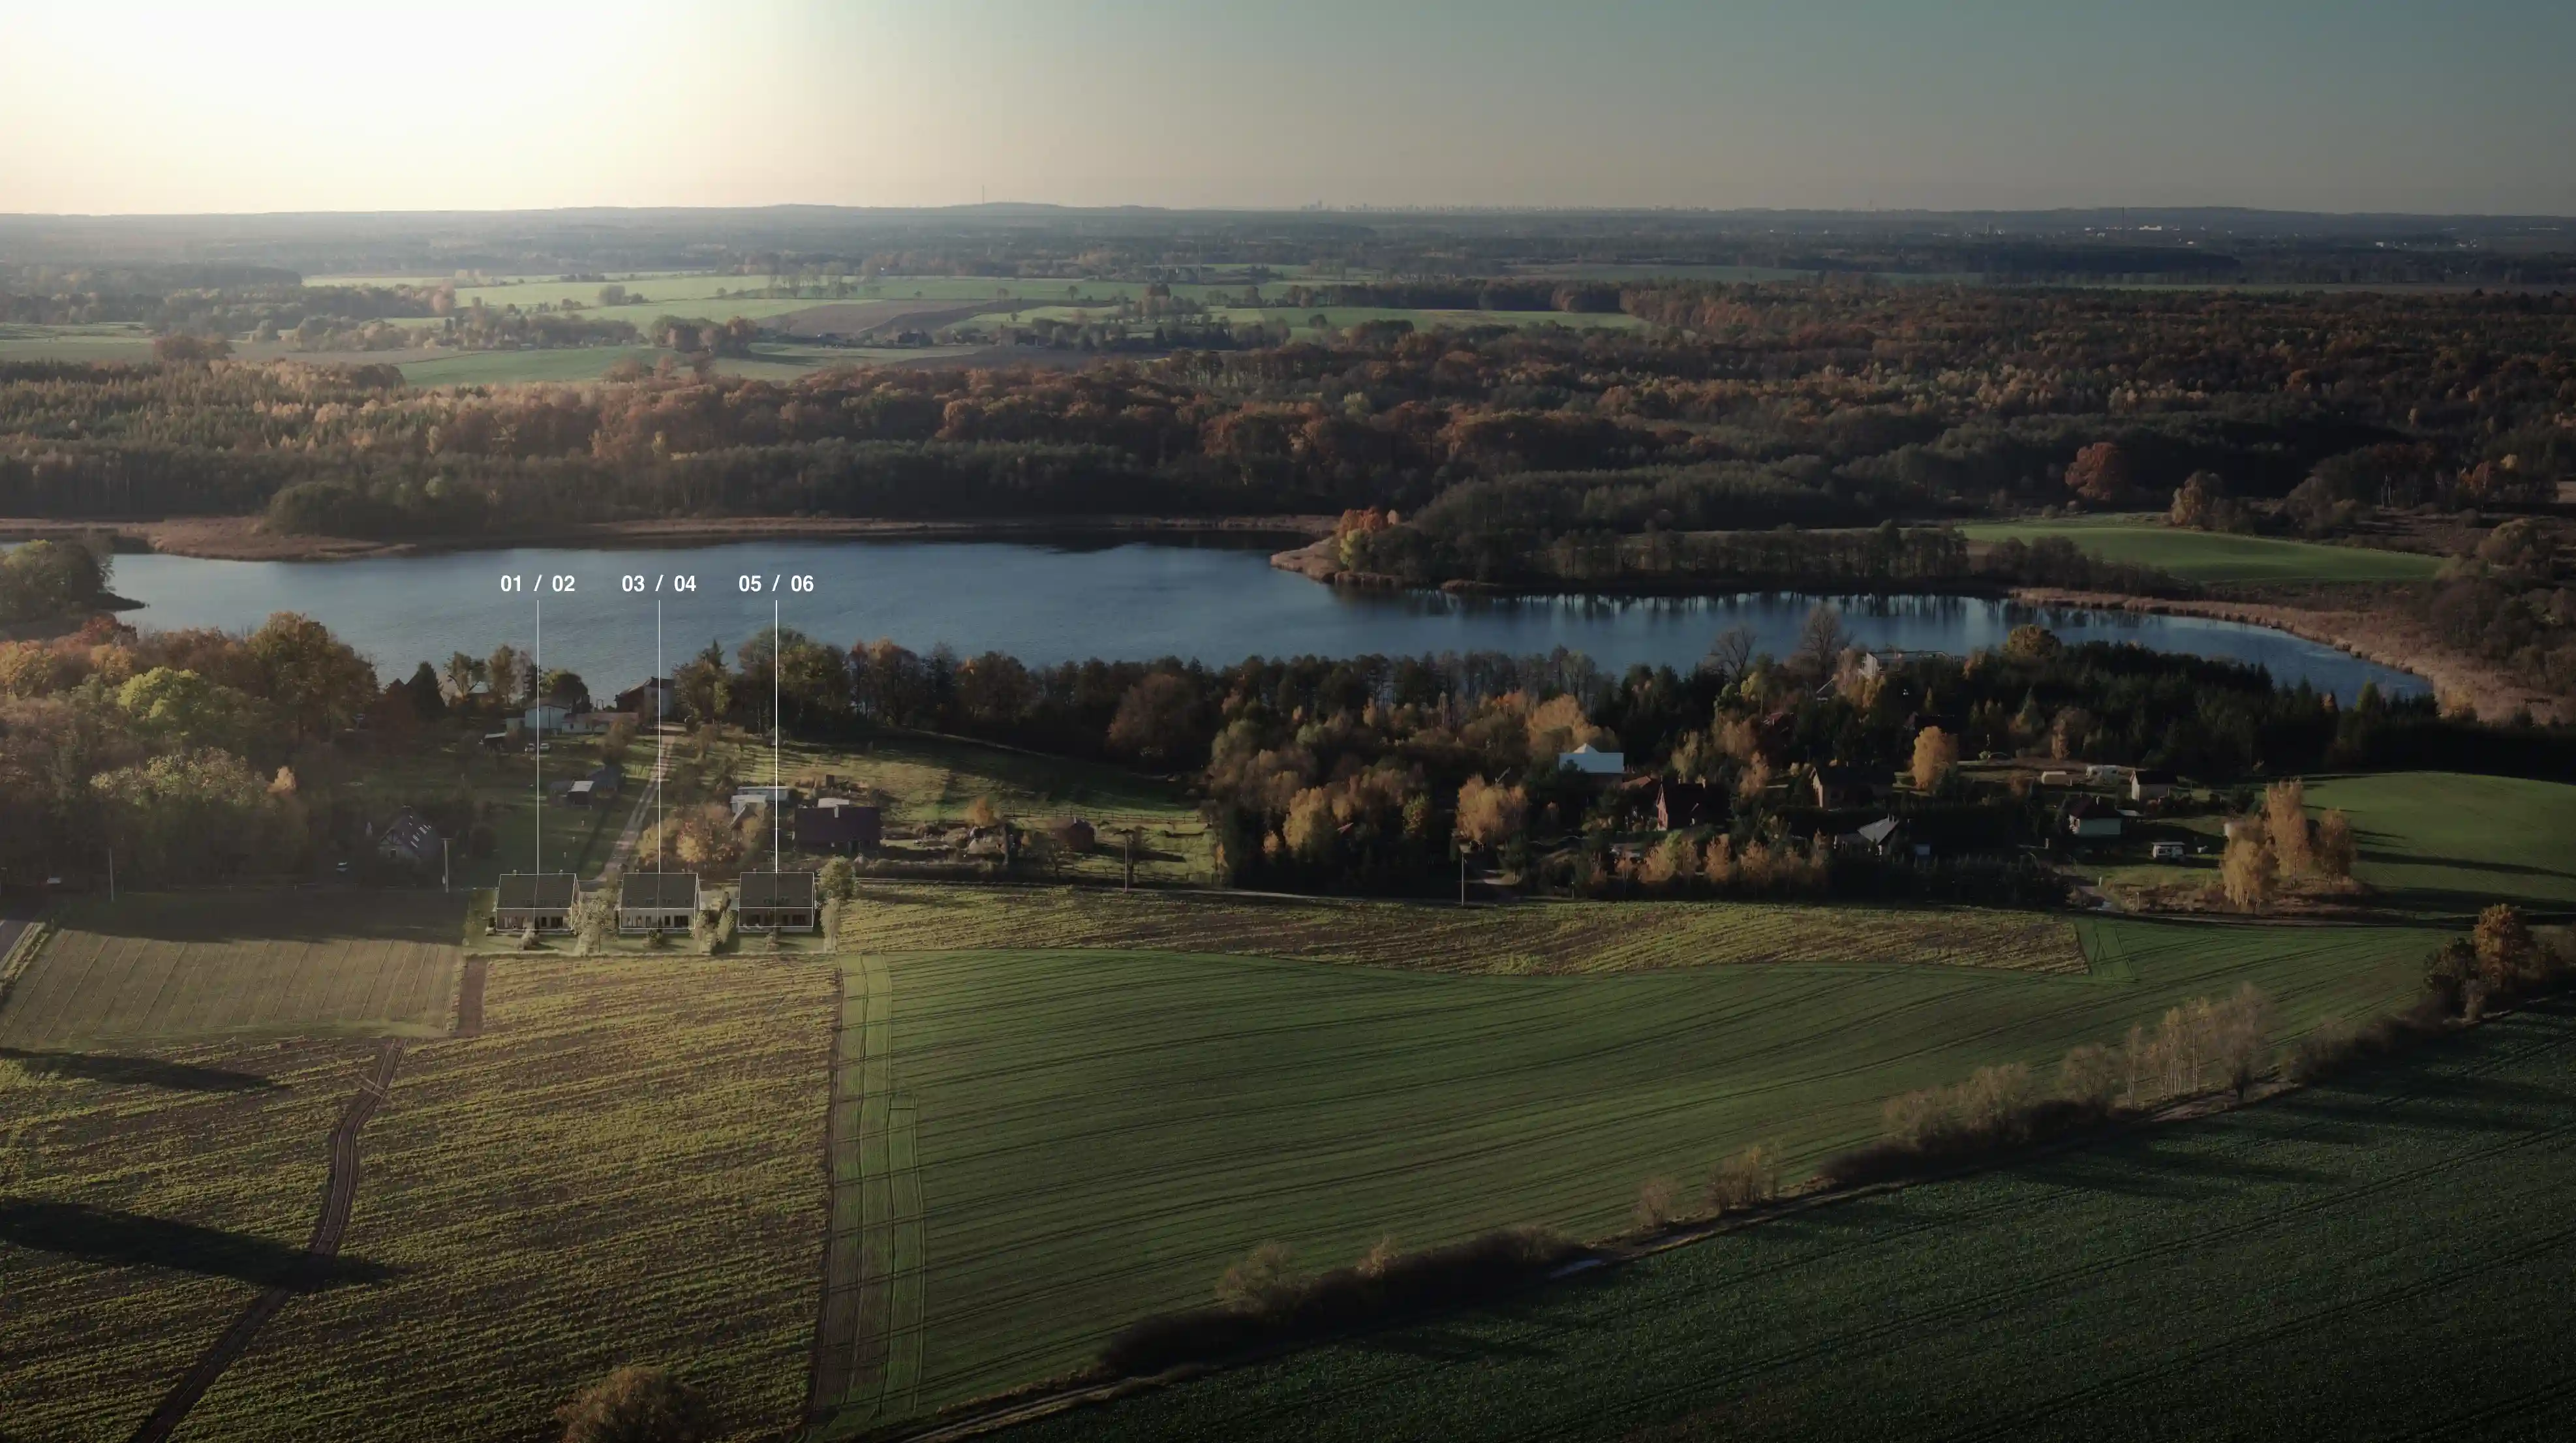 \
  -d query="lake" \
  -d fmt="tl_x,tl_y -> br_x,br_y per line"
94,538 -> 2425,703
